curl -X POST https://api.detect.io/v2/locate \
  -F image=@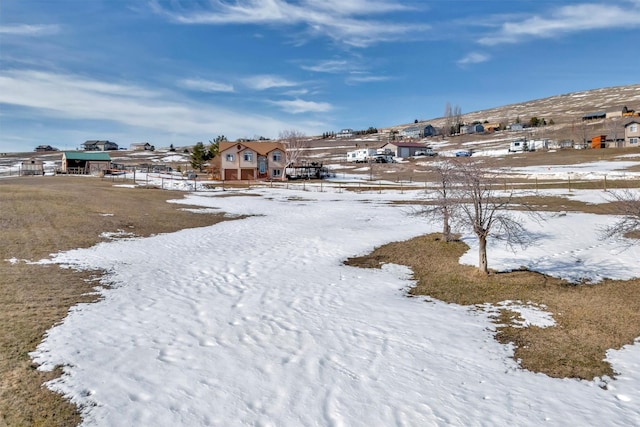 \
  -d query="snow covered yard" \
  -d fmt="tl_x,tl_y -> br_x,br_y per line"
31,187 -> 640,426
